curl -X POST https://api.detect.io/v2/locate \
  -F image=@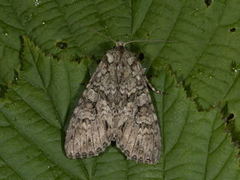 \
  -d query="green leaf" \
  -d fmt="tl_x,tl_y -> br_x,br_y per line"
0,37 -> 90,180
0,0 -> 239,115
137,0 -> 240,109
0,0 -> 240,179
0,37 -> 239,180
